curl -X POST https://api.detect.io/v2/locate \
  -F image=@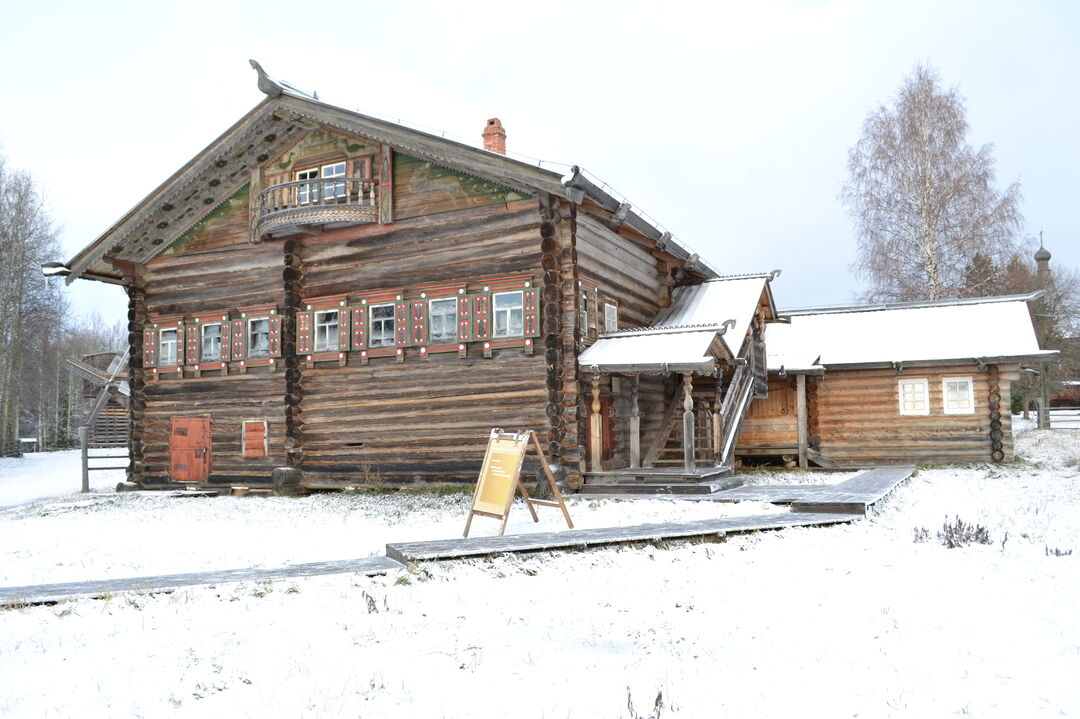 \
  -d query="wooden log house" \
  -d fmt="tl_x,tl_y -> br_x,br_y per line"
737,295 -> 1059,468
59,62 -> 758,491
